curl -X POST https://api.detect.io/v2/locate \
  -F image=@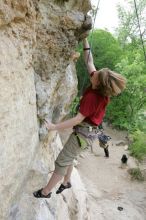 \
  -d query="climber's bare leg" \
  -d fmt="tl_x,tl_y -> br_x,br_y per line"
63,165 -> 73,185
42,172 -> 63,195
